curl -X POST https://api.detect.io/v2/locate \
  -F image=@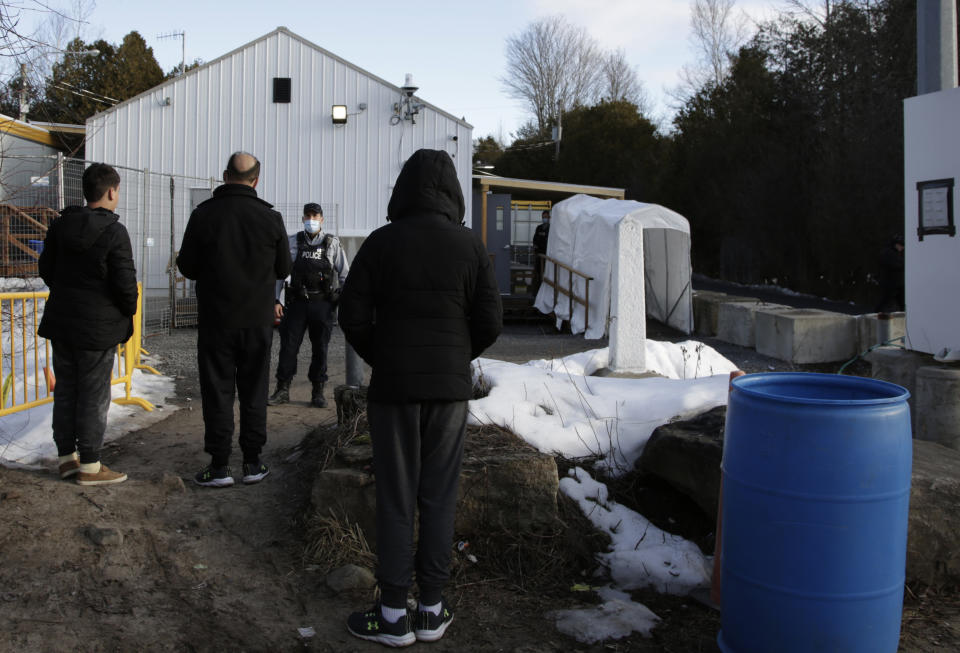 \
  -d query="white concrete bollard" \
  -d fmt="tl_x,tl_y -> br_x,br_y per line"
609,216 -> 645,373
